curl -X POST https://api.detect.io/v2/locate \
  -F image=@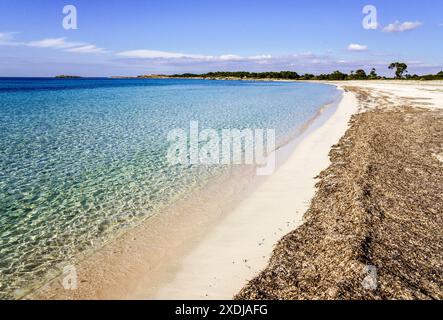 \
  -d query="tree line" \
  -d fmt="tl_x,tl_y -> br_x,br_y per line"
169,63 -> 443,81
